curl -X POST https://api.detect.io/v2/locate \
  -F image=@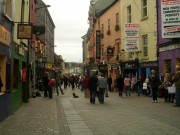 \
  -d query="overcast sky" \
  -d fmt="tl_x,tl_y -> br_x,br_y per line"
42,0 -> 90,63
